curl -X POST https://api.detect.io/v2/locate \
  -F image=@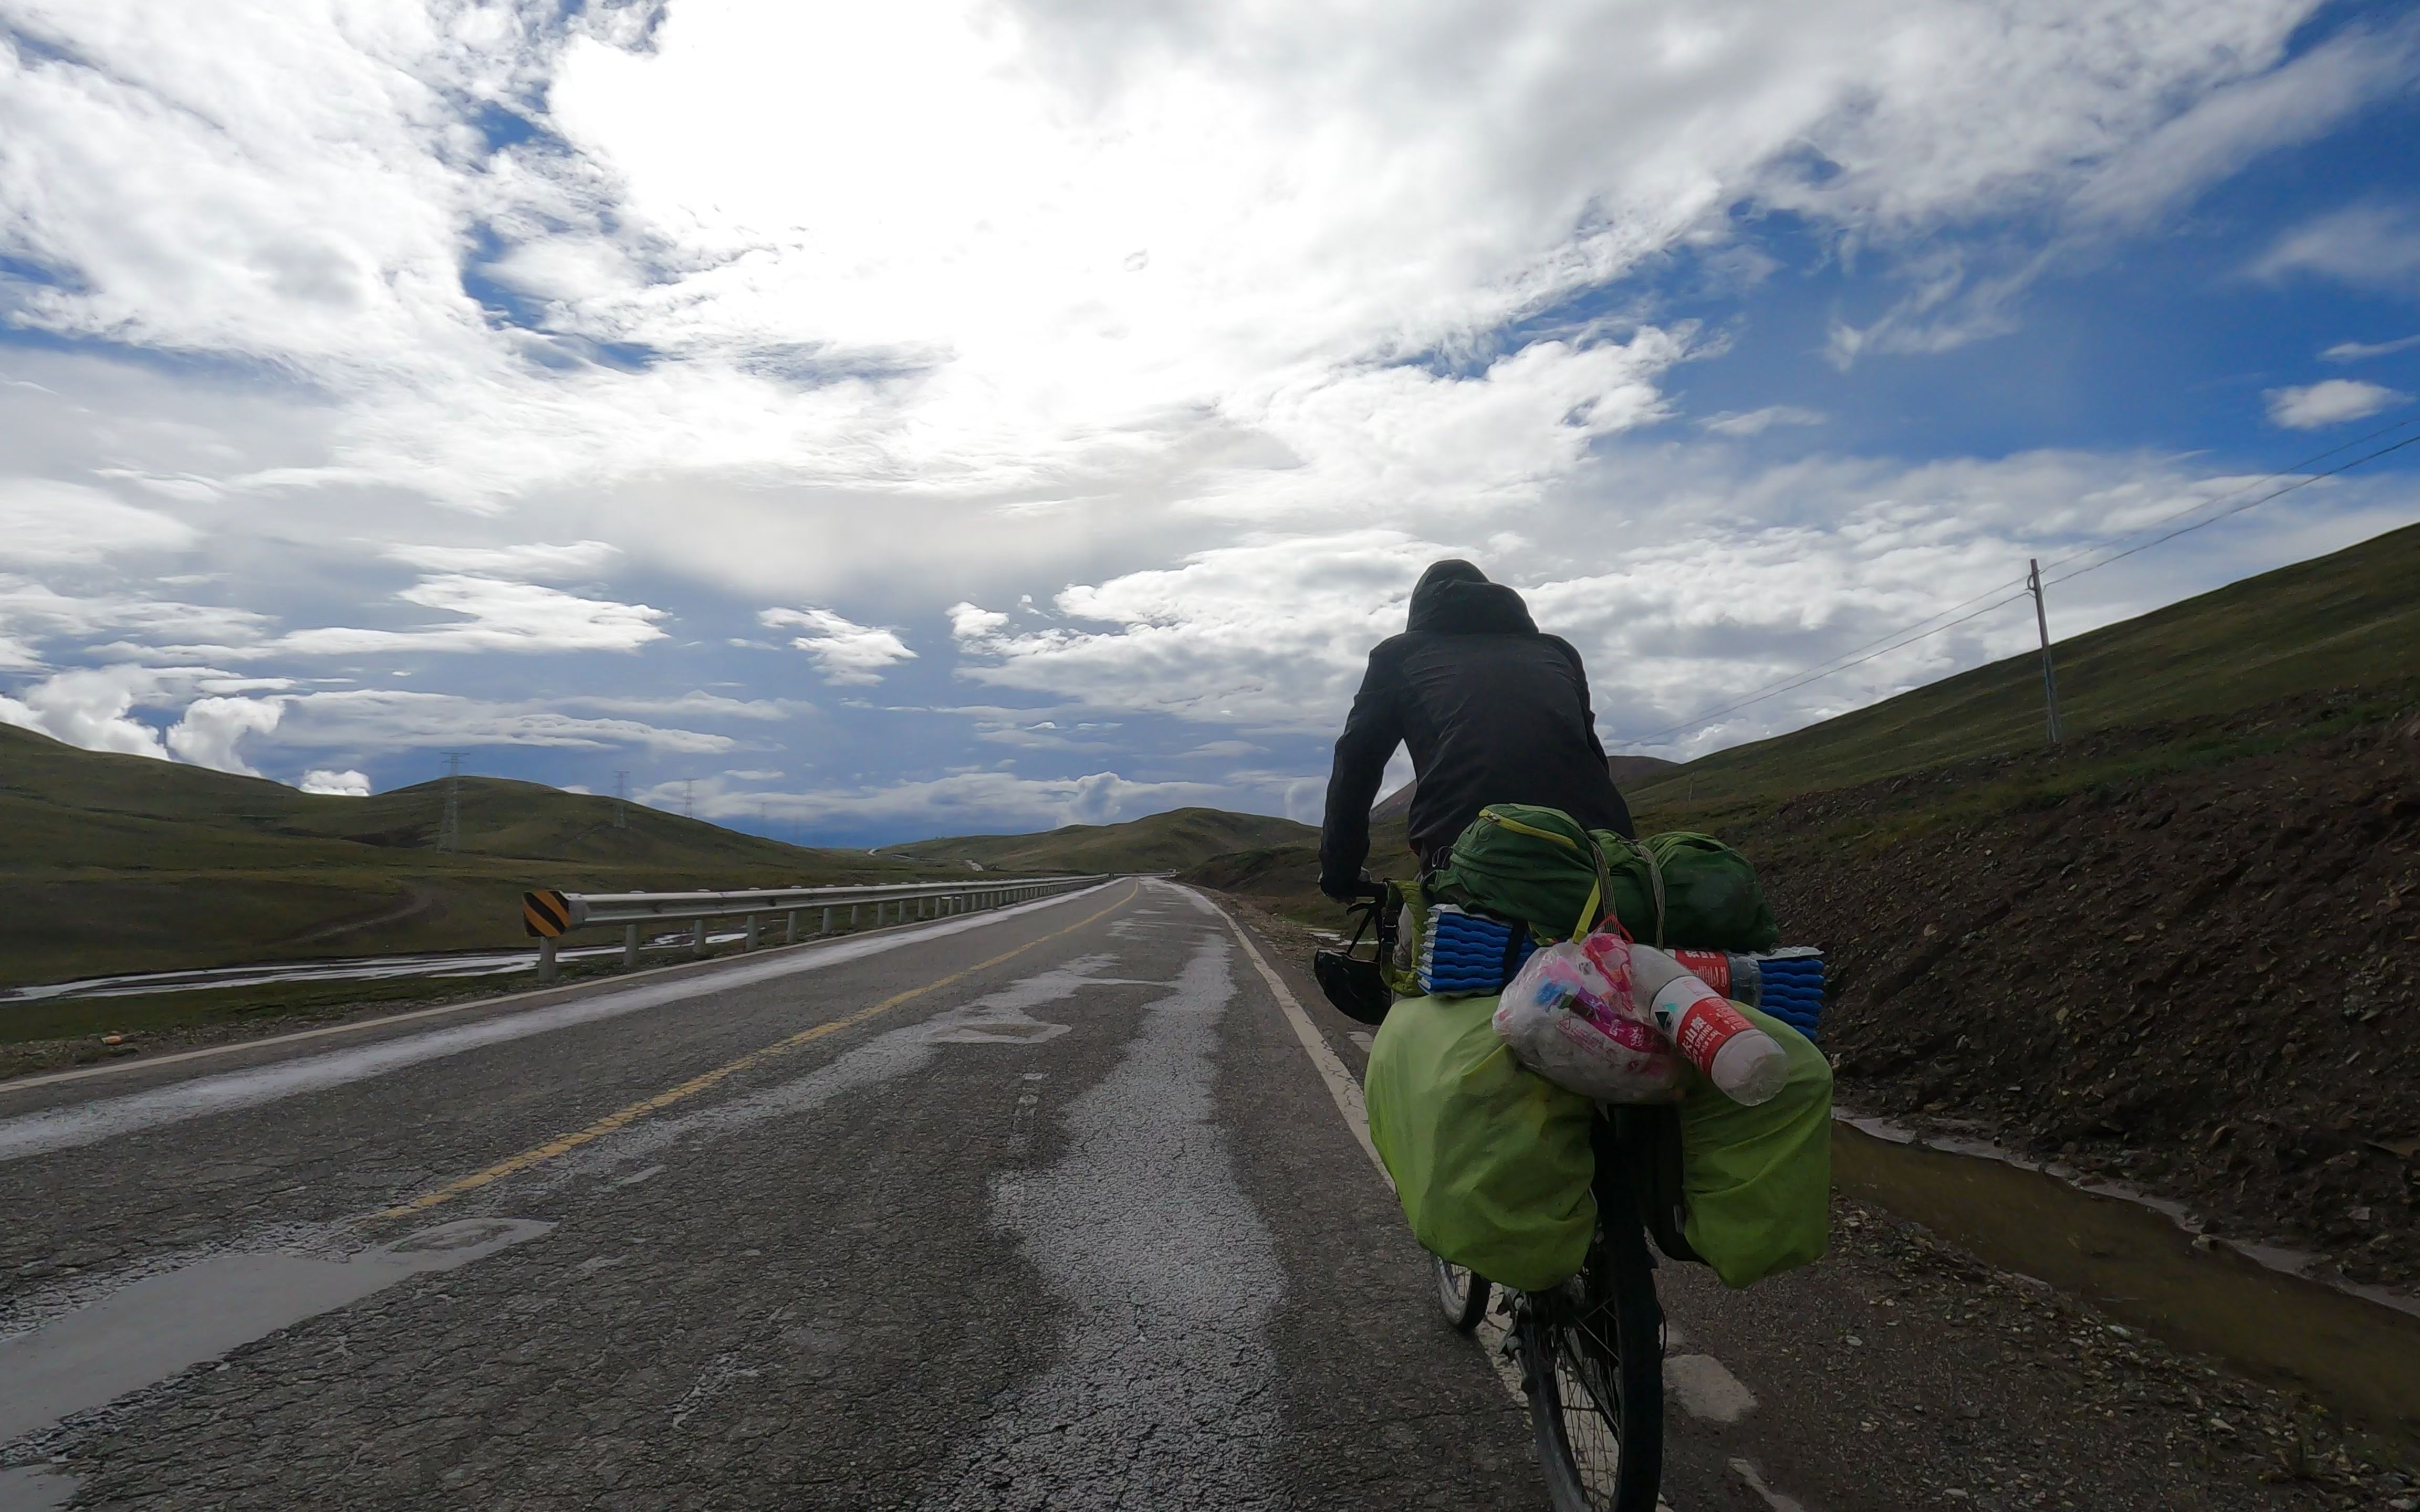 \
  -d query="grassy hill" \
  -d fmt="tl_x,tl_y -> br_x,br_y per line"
0,723 -> 946,986
1623,518 -> 2420,814
879,806 -> 1316,875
